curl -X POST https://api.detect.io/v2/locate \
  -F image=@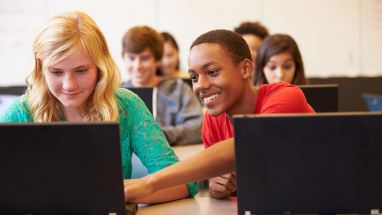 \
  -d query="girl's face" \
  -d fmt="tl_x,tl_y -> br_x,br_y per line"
188,43 -> 248,117
42,50 -> 98,113
263,52 -> 296,84
160,42 -> 179,76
